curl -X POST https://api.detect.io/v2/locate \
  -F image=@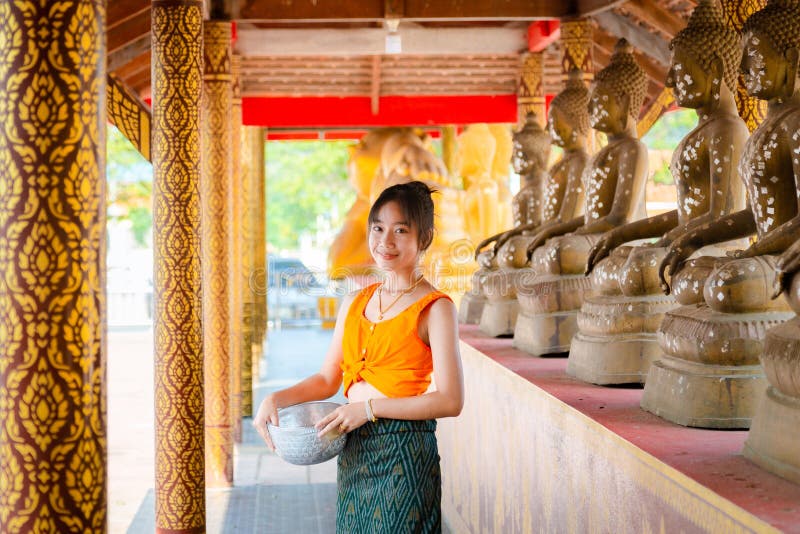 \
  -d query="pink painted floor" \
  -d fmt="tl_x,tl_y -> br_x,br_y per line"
460,325 -> 800,533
